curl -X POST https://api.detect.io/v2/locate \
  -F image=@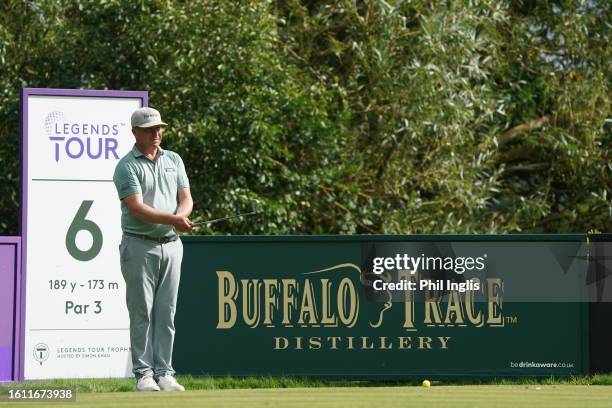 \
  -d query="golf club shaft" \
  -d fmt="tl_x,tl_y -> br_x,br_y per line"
193,210 -> 258,227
